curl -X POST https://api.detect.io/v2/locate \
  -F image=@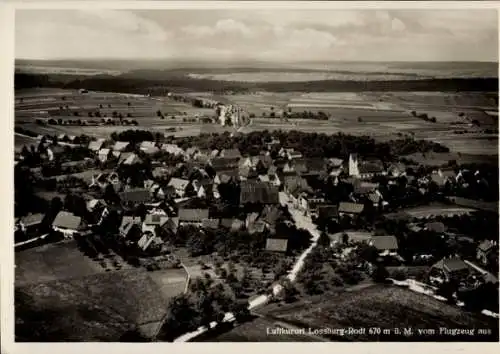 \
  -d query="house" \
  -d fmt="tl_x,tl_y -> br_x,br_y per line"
18,213 -> 45,234
348,153 -> 386,179
88,138 -> 106,152
178,208 -> 209,225
184,146 -> 199,159
279,147 -> 302,160
429,257 -> 471,285
369,235 -> 399,255
425,221 -> 446,233
121,153 -> 142,166
283,175 -> 312,200
142,214 -> 169,235
317,205 -> 339,222
265,238 -> 288,252
220,218 -> 244,231
162,217 -> 179,235
258,173 -> 281,187
261,205 -> 283,229
57,133 -> 67,141
138,232 -> 163,252
98,148 -> 112,162
239,165 -> 258,180
202,218 -> 220,230
338,202 -> 364,217
90,172 -> 120,190
119,216 -> 142,239
161,143 -> 185,156
298,194 -> 326,215
140,141 -> 159,155
152,167 -> 172,179
113,141 -> 131,152
210,157 -> 240,171
477,240 -> 497,266
240,180 -> 279,205
196,182 -> 218,200
387,163 -> 406,177
248,219 -> 267,234
119,189 -> 152,205
245,212 -> 260,229
52,211 -> 87,238
220,148 -> 241,159
214,172 -> 237,185
167,178 -> 191,197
